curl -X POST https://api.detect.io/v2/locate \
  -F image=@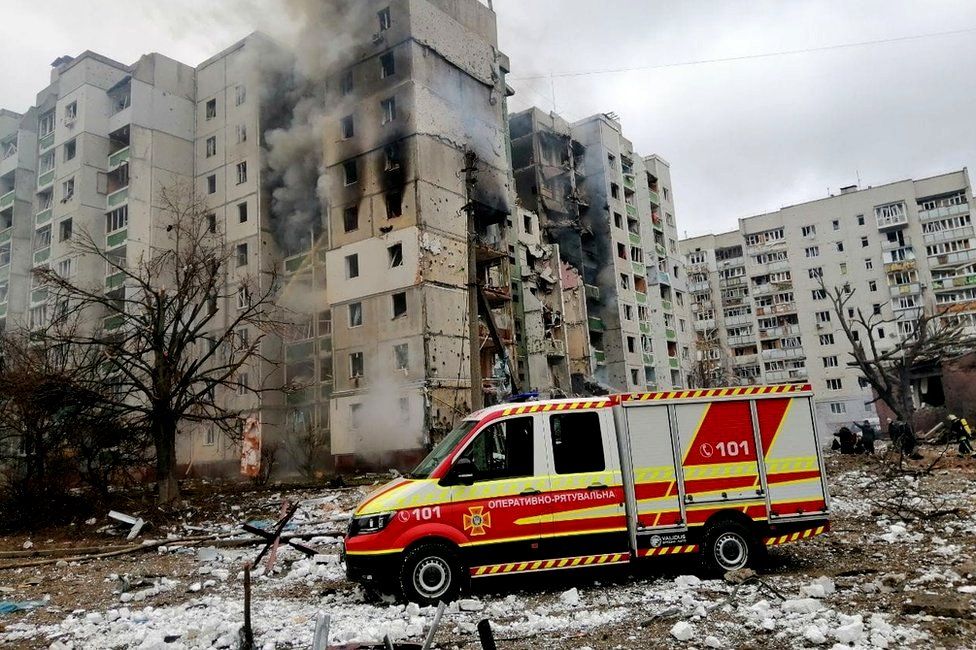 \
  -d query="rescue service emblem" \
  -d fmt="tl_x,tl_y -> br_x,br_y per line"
463,506 -> 492,536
